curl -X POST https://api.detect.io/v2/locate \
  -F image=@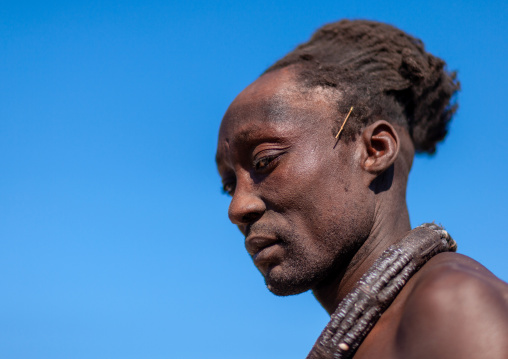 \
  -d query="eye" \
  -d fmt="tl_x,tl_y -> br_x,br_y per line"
253,154 -> 279,171
221,181 -> 236,196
